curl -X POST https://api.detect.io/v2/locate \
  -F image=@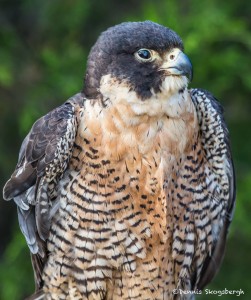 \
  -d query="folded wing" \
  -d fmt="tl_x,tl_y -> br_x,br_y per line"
190,88 -> 236,289
3,93 -> 84,289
